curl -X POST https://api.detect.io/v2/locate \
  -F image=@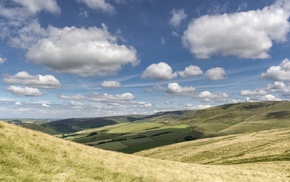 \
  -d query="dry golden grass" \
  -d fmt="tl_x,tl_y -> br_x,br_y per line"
136,128 -> 290,165
1,121 -> 290,181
